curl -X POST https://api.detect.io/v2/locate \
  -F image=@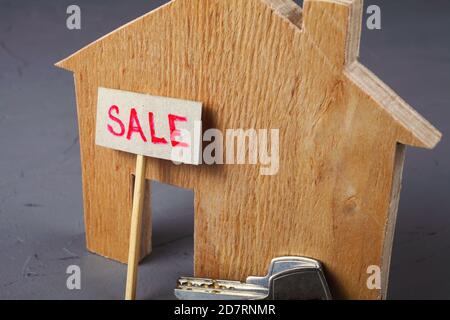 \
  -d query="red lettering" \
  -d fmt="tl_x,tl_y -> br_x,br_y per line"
127,108 -> 147,142
107,105 -> 125,137
148,112 -> 168,145
168,114 -> 189,148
